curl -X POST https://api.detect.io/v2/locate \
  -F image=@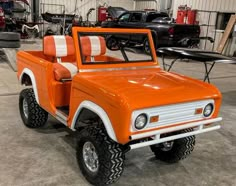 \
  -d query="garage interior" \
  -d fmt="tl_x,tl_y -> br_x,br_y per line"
0,0 -> 236,186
